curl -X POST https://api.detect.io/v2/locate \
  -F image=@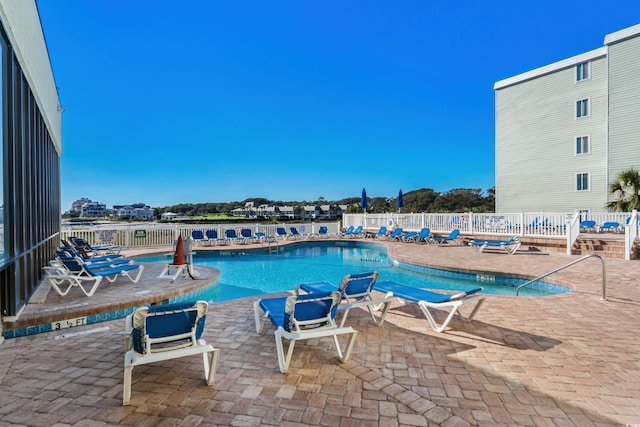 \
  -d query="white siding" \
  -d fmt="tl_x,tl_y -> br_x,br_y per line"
495,57 -> 607,212
607,35 -> 640,194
